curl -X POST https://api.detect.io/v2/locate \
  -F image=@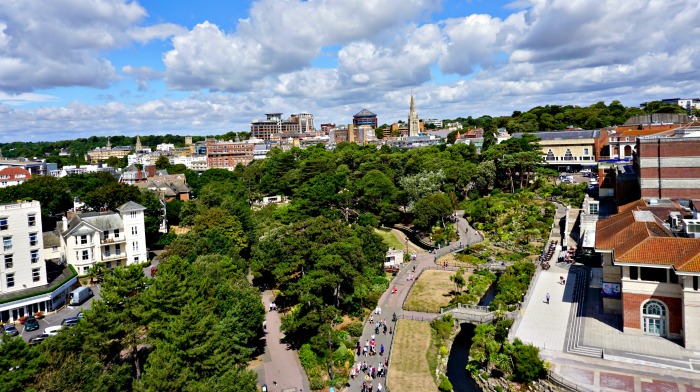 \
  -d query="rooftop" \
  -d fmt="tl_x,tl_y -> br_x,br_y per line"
354,109 -> 377,118
0,263 -> 77,305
